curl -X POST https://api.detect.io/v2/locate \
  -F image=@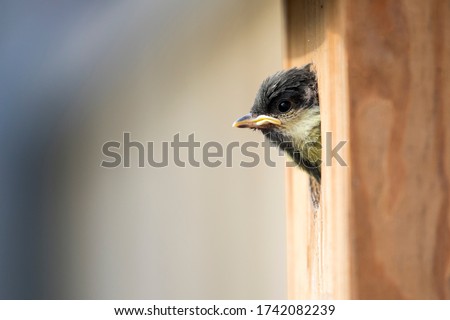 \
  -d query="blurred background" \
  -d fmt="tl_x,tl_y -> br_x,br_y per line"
0,0 -> 287,299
